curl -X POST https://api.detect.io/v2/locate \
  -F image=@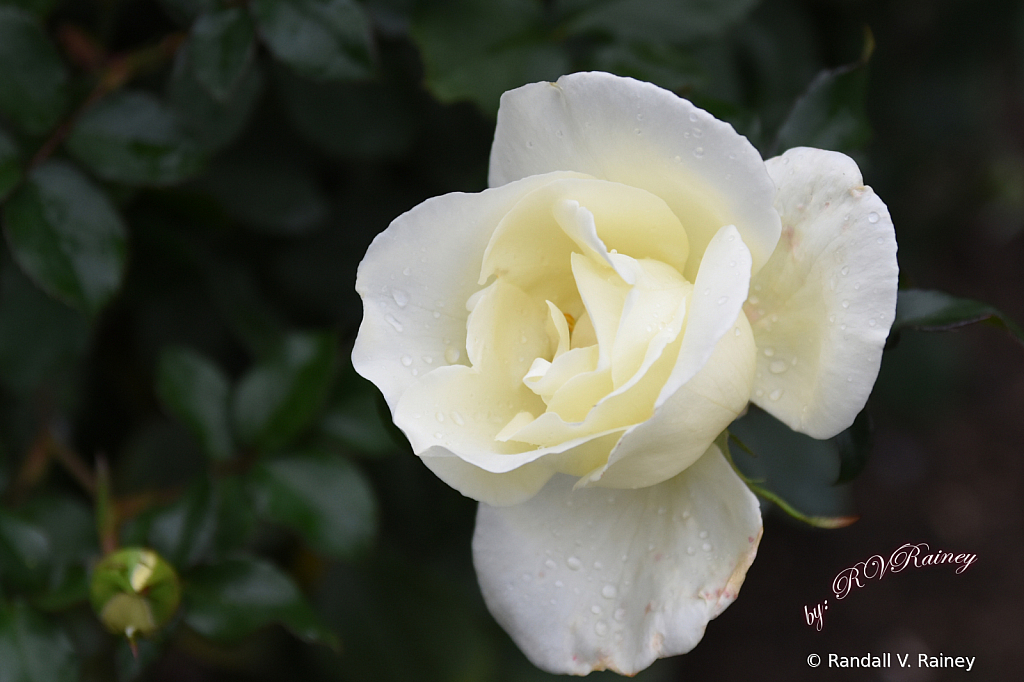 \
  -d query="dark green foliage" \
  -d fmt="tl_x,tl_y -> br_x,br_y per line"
0,0 -> 1015,679
2,161 -> 126,316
